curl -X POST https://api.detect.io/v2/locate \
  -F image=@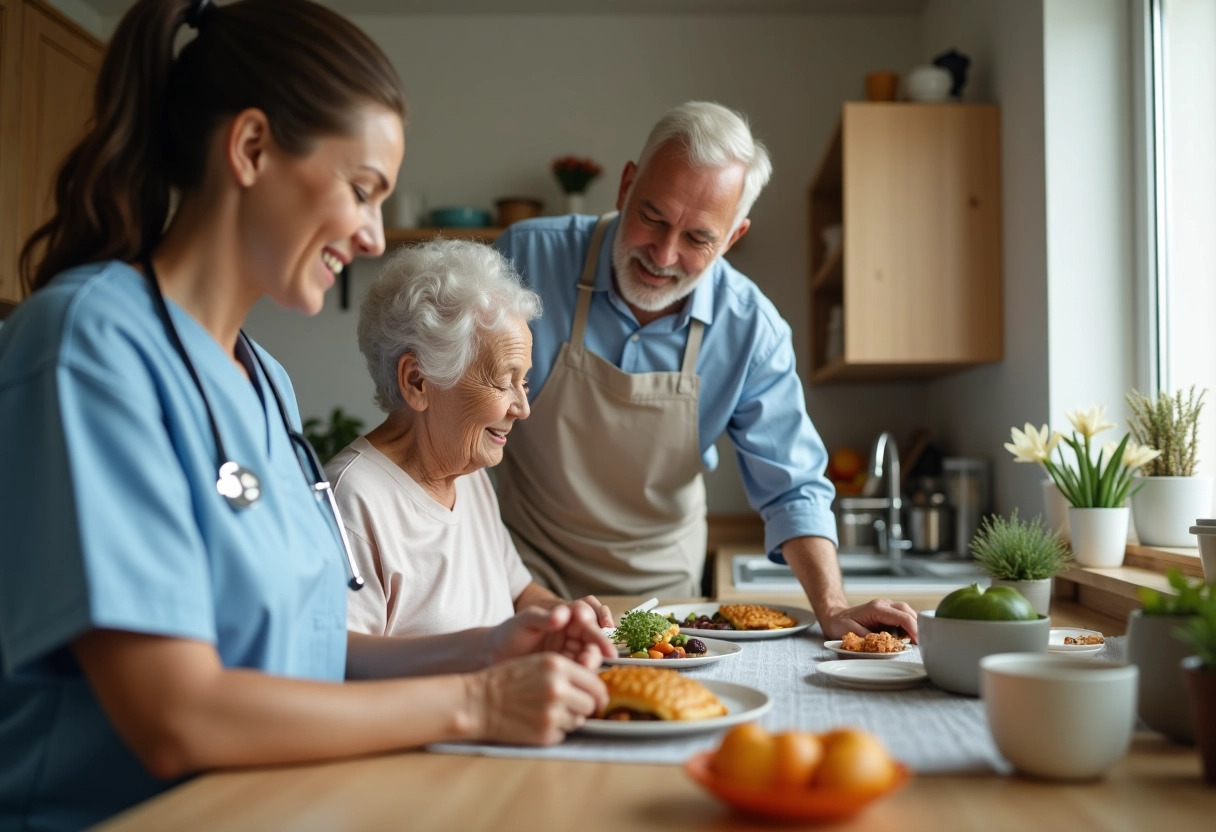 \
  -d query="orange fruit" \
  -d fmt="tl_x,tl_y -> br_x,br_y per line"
771,730 -> 824,786
813,728 -> 896,793
829,447 -> 864,481
711,723 -> 776,785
